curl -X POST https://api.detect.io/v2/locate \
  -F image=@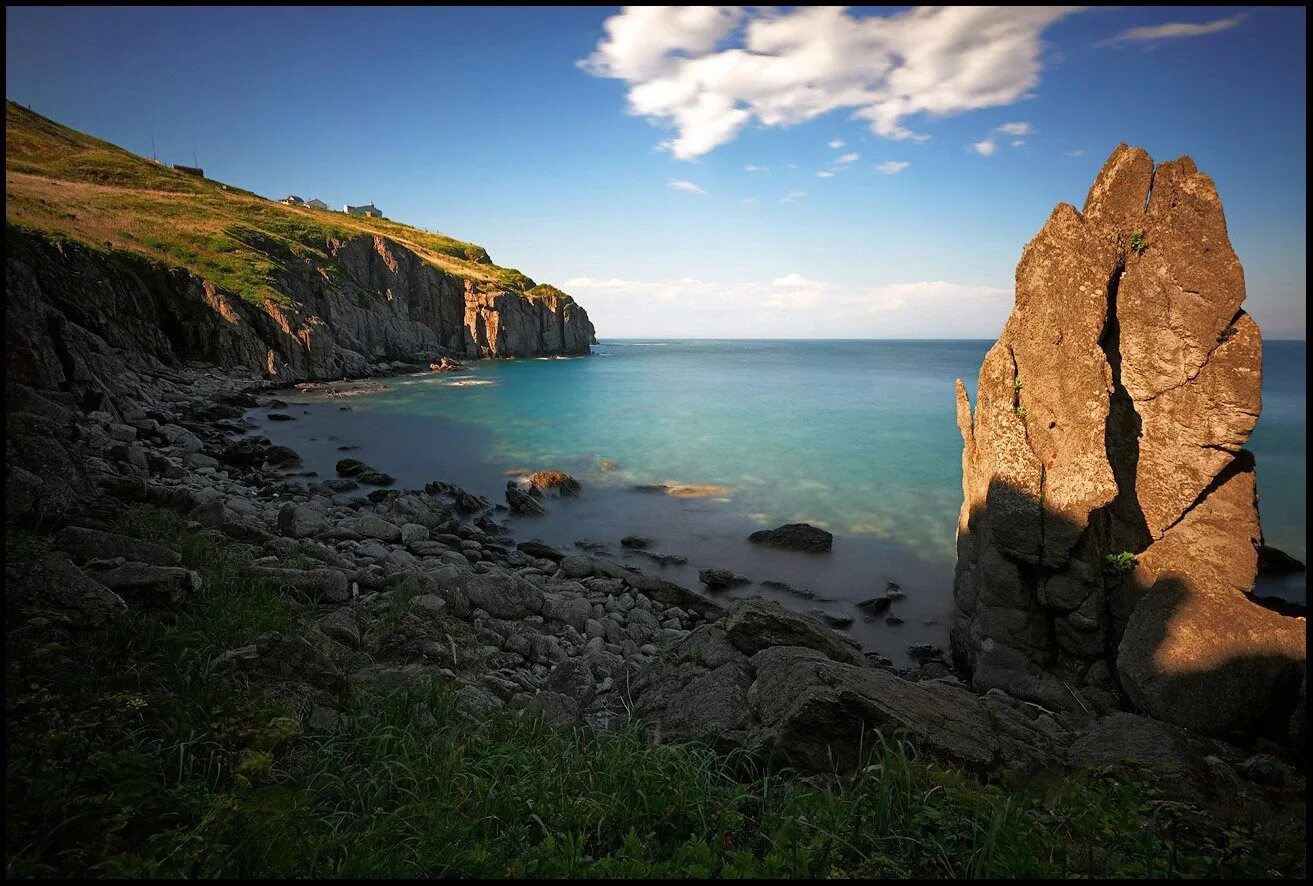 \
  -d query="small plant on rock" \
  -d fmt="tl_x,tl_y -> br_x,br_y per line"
1102,551 -> 1138,579
1015,405 -> 1027,418
1128,232 -> 1148,255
